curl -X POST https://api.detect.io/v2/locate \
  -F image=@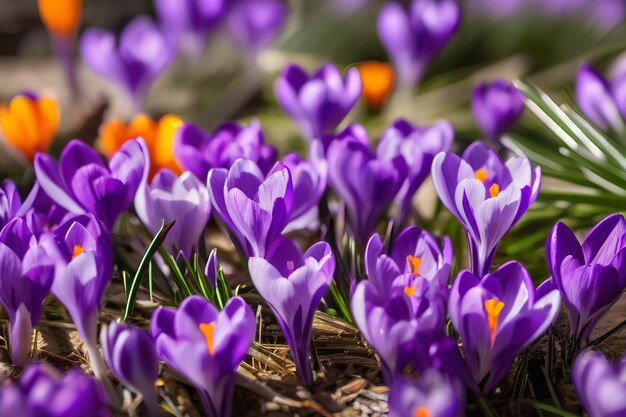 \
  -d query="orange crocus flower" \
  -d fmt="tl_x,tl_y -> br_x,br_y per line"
98,114 -> 184,180
0,94 -> 59,164
356,61 -> 395,110
38,0 -> 82,39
